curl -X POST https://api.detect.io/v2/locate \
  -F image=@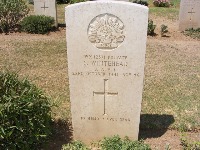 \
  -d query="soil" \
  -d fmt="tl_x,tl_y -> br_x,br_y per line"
140,129 -> 200,150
